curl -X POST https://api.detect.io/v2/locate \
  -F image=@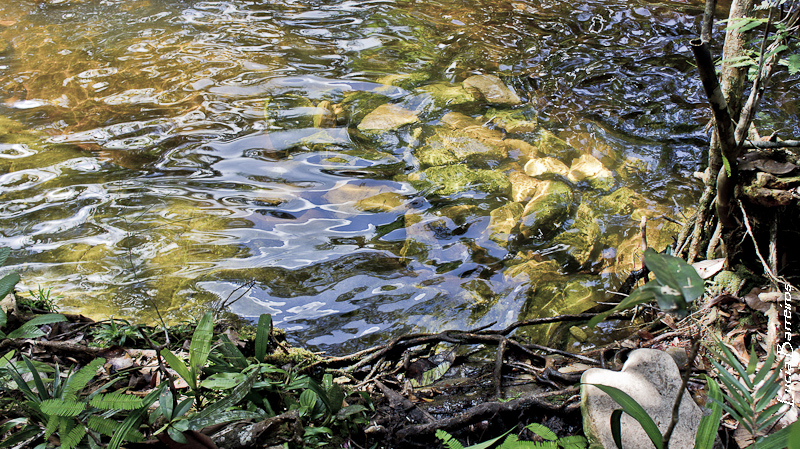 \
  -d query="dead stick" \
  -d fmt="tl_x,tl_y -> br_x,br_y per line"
663,338 -> 701,446
494,338 -> 507,397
